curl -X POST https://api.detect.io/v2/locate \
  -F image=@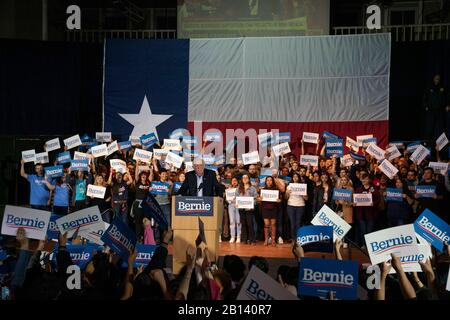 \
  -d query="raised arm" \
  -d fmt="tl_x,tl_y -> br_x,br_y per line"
391,254 -> 416,300
20,159 -> 28,179
175,245 -> 196,300
43,175 -> 56,191
375,261 -> 392,300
